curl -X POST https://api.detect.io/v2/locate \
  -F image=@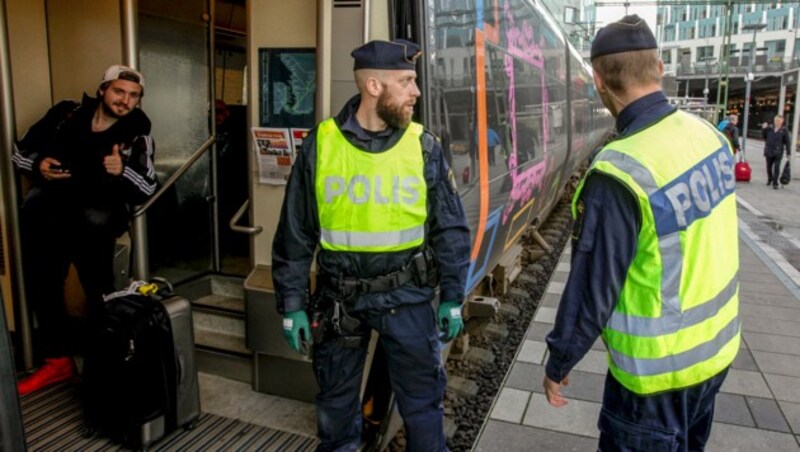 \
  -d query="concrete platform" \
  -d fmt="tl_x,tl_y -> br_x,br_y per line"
475,139 -> 800,451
